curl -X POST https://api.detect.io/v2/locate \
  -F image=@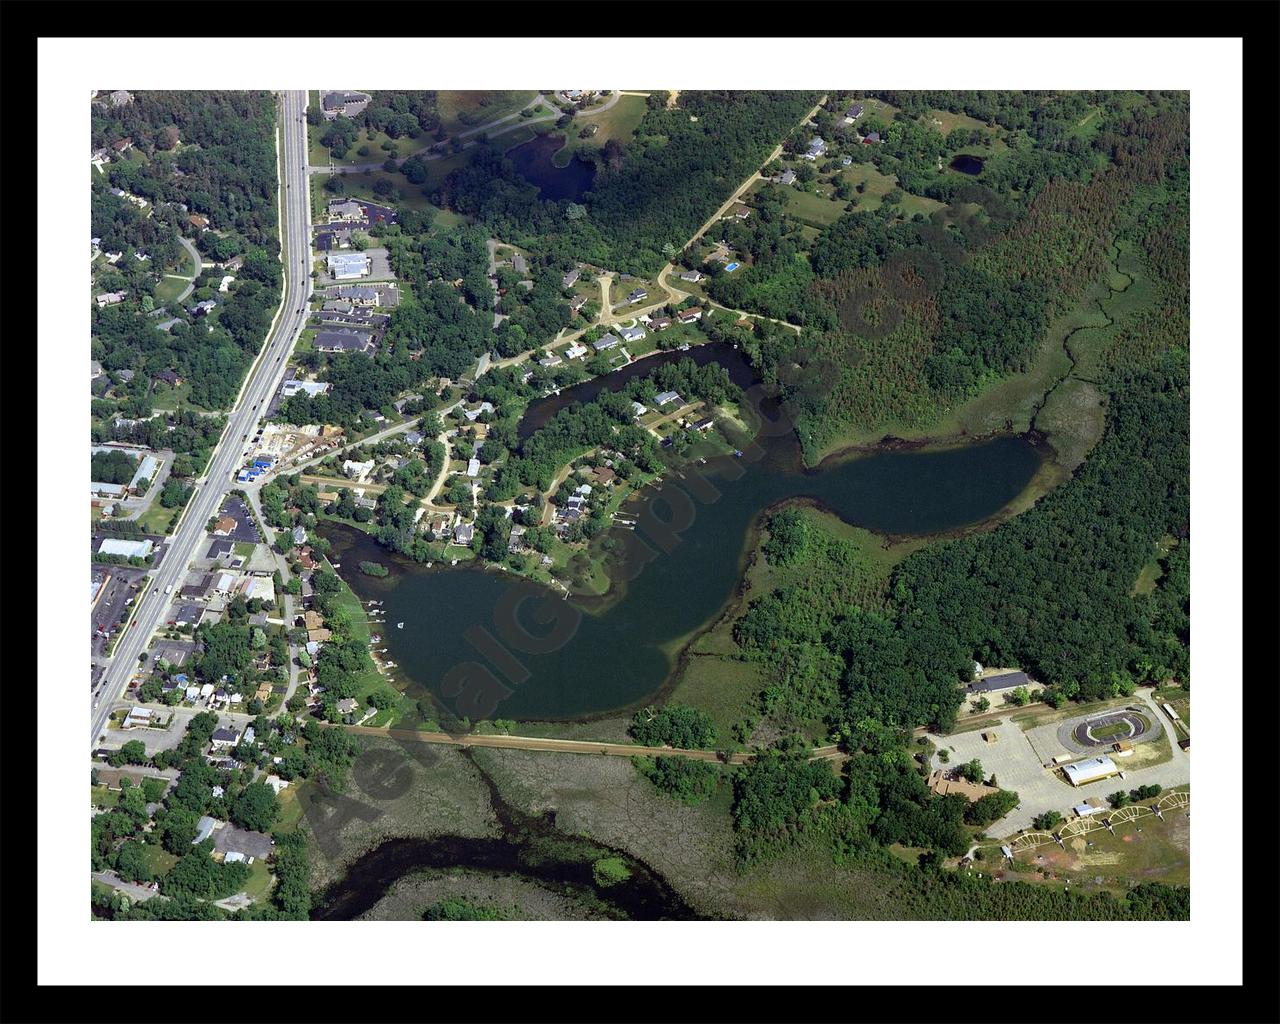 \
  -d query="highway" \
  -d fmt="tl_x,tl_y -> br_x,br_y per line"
90,90 -> 314,748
